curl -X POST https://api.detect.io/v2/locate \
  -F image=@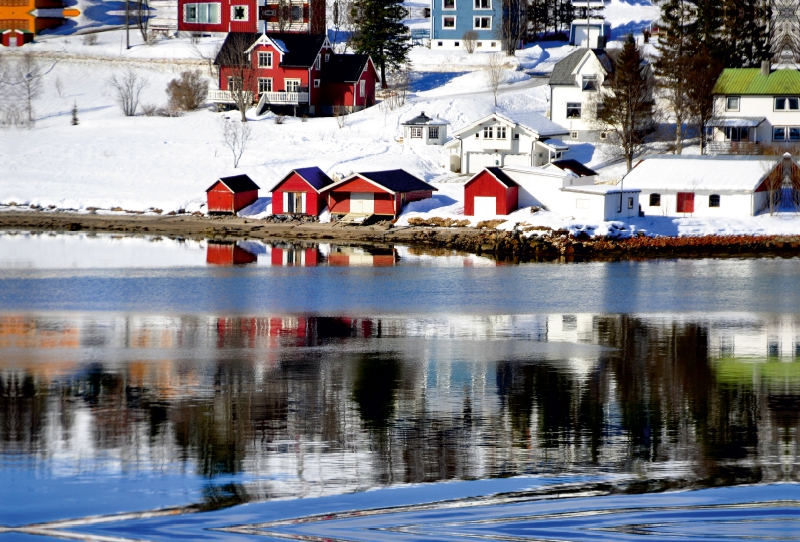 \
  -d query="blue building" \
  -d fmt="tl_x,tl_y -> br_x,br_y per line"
430,0 -> 502,51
